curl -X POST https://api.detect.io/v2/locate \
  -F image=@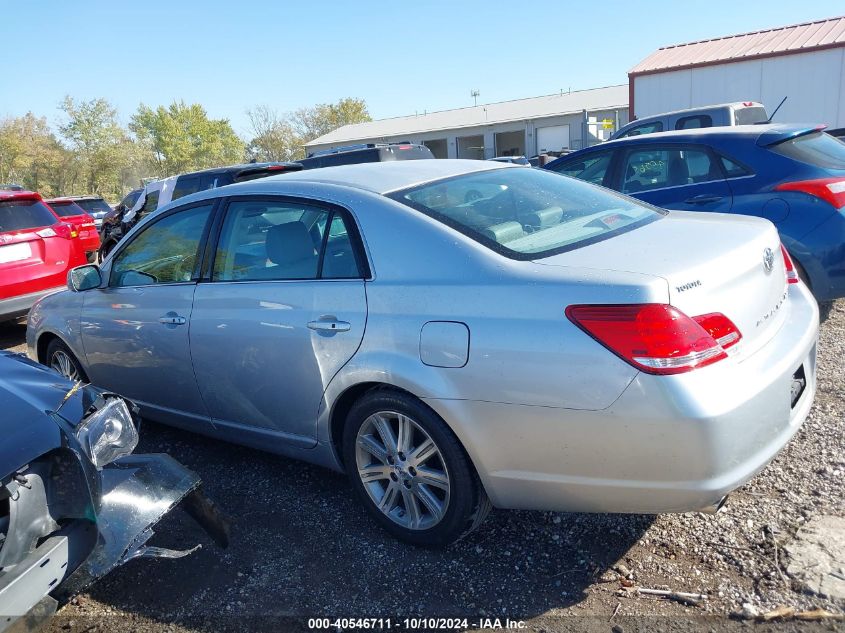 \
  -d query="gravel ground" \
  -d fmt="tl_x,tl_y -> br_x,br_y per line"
1,304 -> 843,632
